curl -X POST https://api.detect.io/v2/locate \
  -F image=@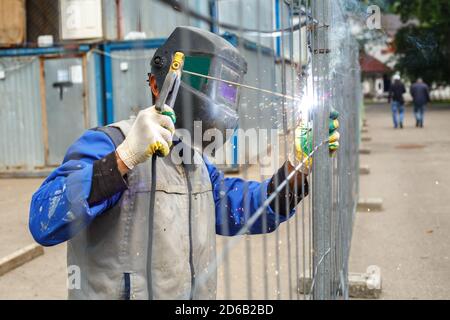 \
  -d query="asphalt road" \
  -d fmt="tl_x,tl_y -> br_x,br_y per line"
349,103 -> 450,299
